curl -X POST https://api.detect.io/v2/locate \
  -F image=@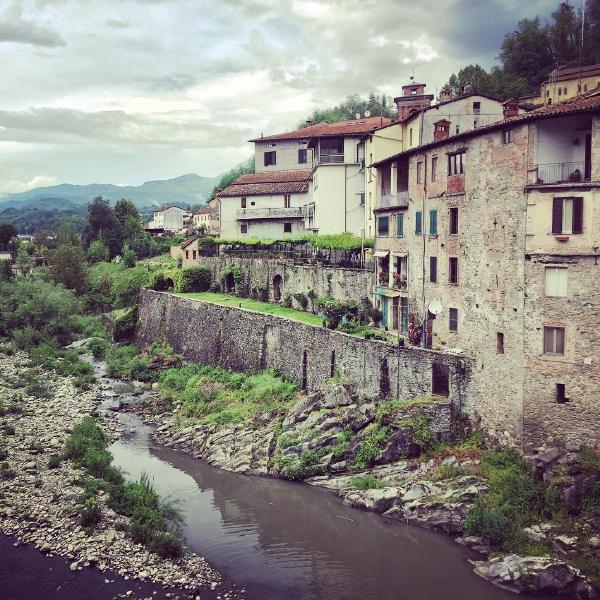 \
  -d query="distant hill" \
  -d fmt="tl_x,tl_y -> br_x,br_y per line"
0,173 -> 221,211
